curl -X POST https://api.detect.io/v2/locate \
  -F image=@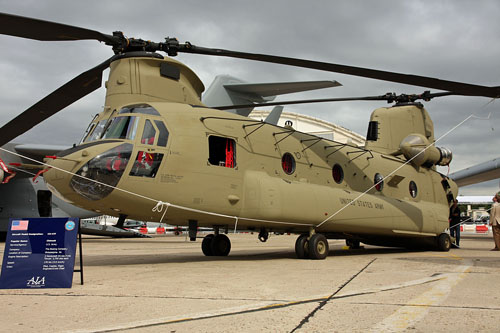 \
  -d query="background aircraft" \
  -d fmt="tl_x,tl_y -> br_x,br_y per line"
449,157 -> 500,189
0,142 -> 98,240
